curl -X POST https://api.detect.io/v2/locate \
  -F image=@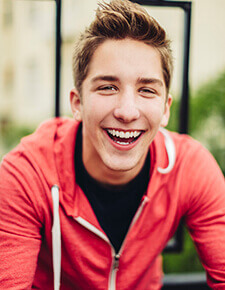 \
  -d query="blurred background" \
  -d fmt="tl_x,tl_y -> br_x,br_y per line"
0,0 -> 224,279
